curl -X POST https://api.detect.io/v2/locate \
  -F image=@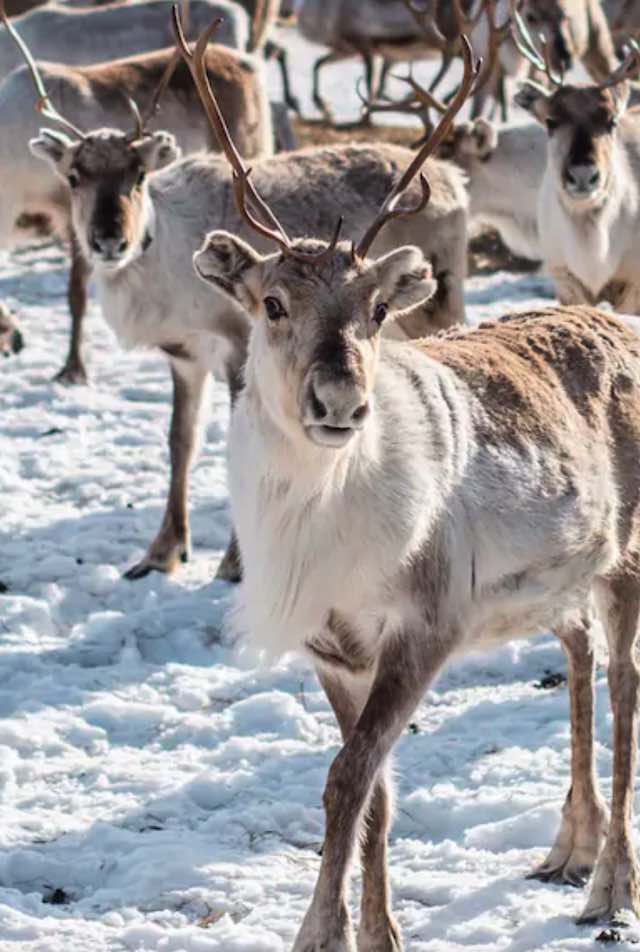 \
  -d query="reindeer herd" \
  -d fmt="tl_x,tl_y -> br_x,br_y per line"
4,0 -> 640,947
